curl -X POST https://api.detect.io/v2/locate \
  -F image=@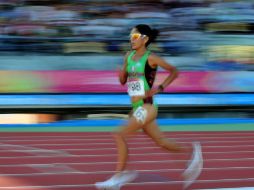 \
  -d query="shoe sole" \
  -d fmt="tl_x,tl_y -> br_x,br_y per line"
95,183 -> 120,190
118,171 -> 138,188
